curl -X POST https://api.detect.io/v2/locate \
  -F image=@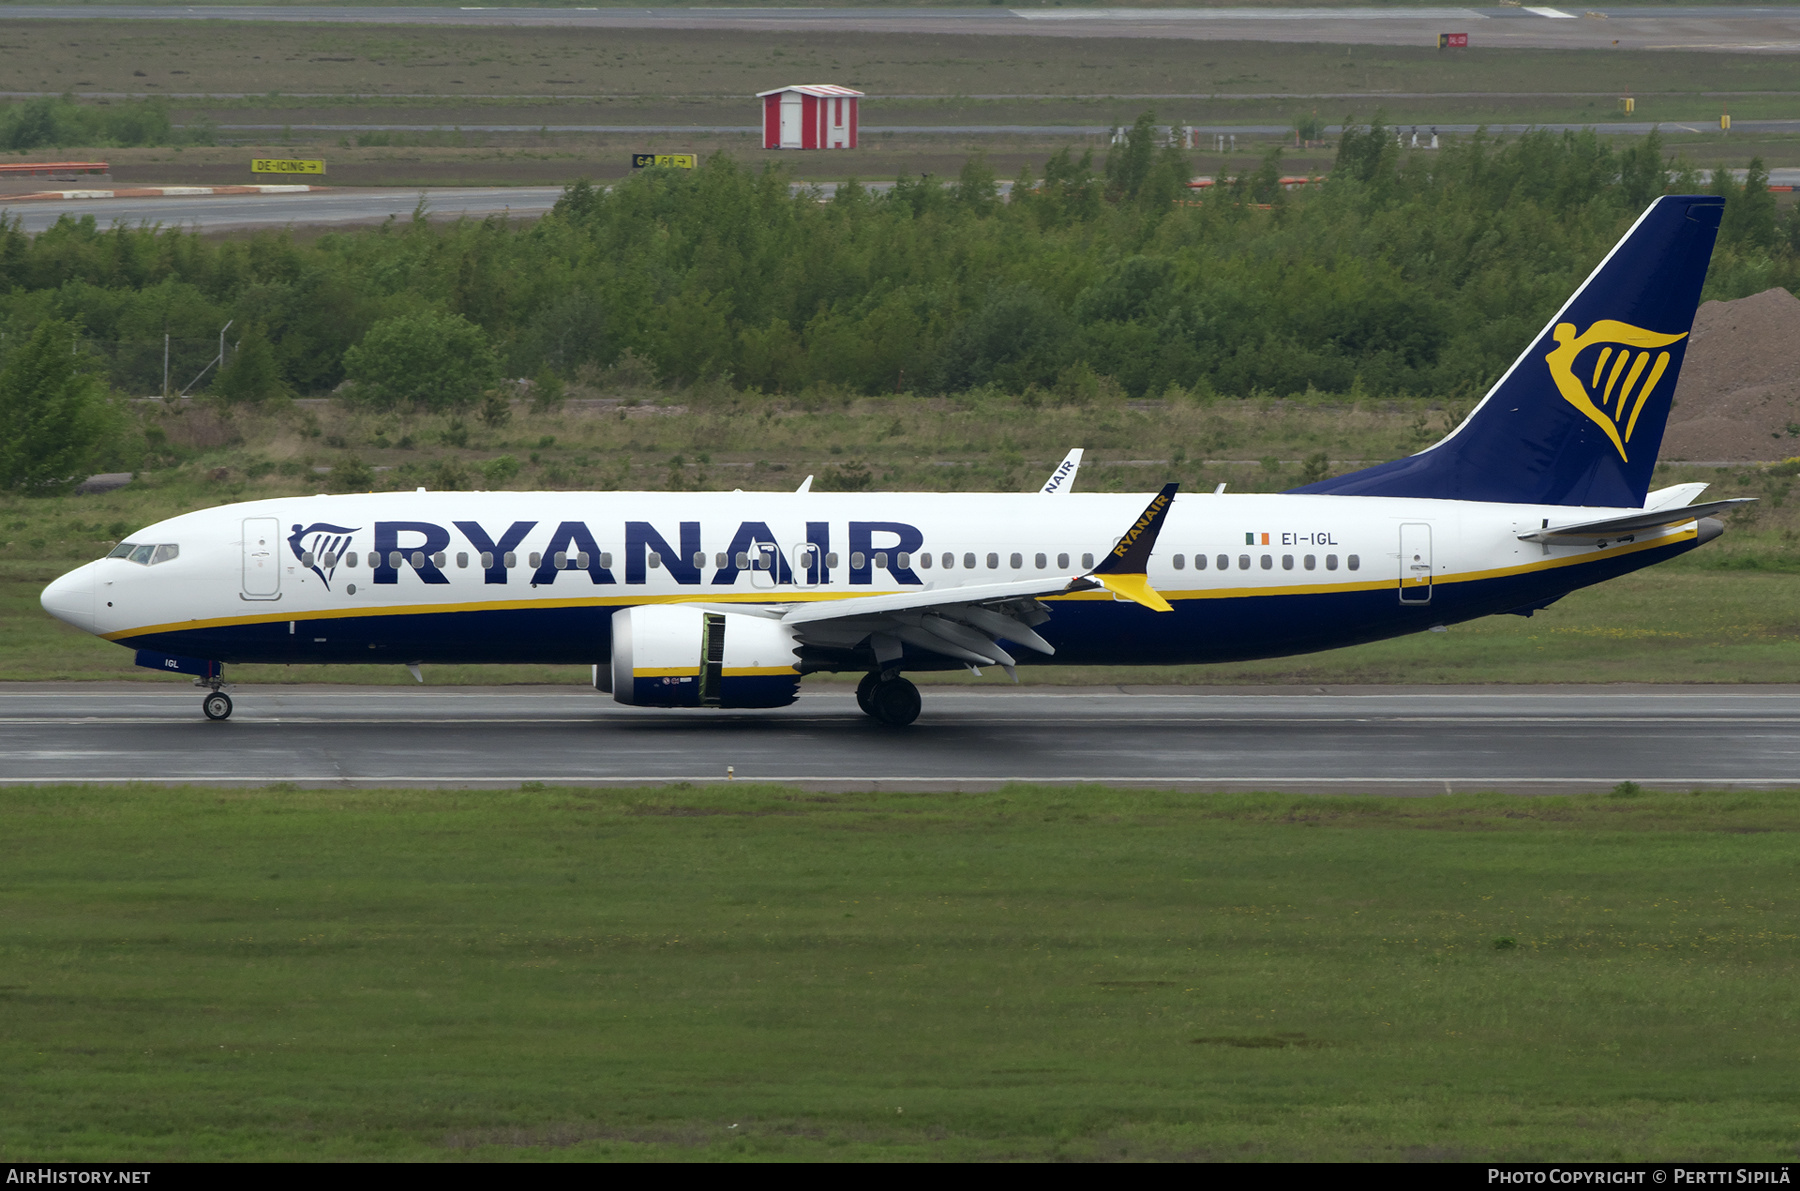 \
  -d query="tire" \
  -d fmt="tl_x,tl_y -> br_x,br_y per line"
202,692 -> 233,721
855,672 -> 880,716
869,677 -> 921,727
